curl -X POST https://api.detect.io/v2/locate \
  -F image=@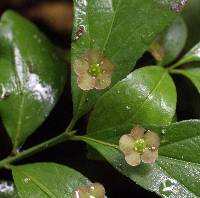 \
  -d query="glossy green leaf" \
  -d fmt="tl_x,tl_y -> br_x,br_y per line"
0,11 -> 66,149
182,0 -> 200,50
87,66 -> 177,134
171,67 -> 200,93
12,163 -> 90,198
0,181 -> 18,198
149,16 -> 187,66
71,0 -> 179,118
81,120 -> 200,197
174,42 -> 200,67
